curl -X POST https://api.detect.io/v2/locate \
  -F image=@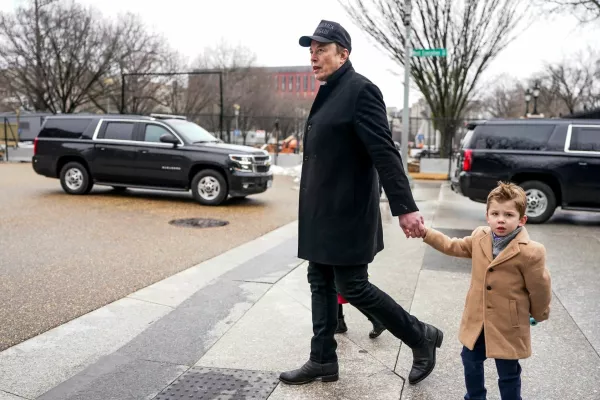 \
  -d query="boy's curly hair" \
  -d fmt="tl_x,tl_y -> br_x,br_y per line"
486,181 -> 527,218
